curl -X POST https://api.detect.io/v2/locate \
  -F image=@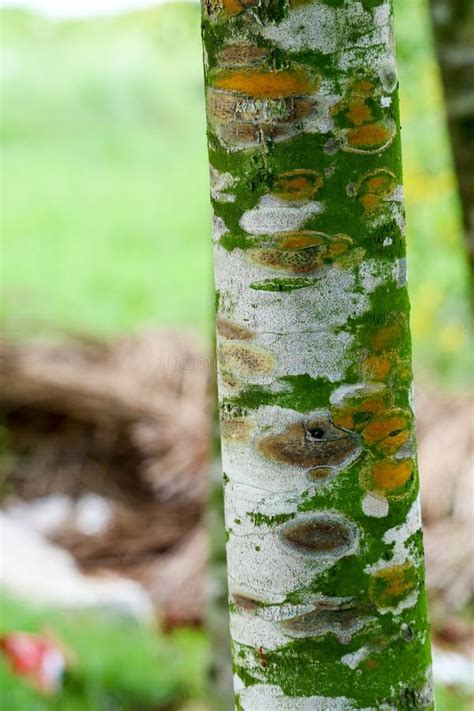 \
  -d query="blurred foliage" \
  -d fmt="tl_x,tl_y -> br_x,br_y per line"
0,0 -> 471,385
0,592 -> 208,710
1,4 -> 212,337
394,0 -> 471,384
